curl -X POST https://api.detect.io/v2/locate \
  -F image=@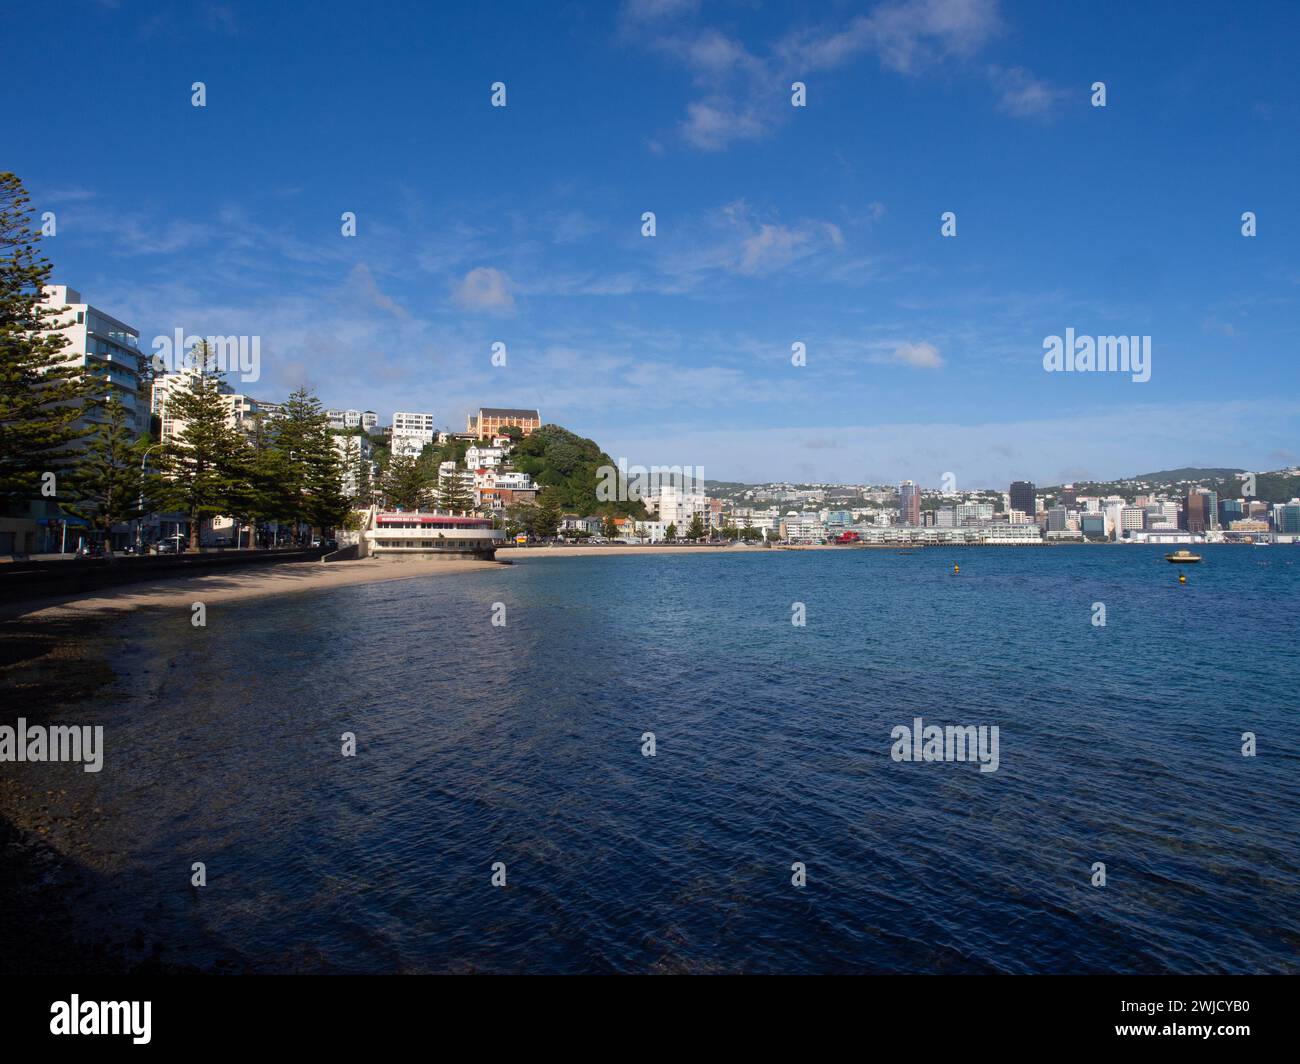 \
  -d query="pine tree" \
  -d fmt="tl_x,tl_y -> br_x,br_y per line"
271,387 -> 347,540
63,395 -> 149,545
347,435 -> 372,507
686,514 -> 706,541
153,343 -> 246,549
382,452 -> 430,511
0,172 -> 95,503
227,412 -> 282,548
435,467 -> 474,513
532,488 -> 561,537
